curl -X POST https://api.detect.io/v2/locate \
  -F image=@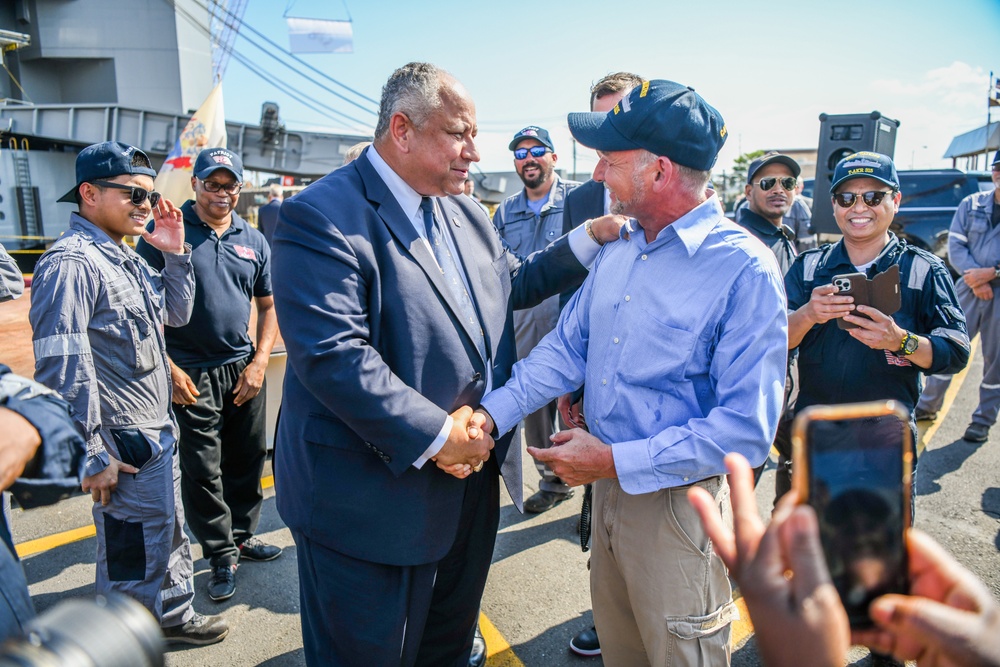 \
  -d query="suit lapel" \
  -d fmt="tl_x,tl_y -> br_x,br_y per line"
356,157 -> 486,363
